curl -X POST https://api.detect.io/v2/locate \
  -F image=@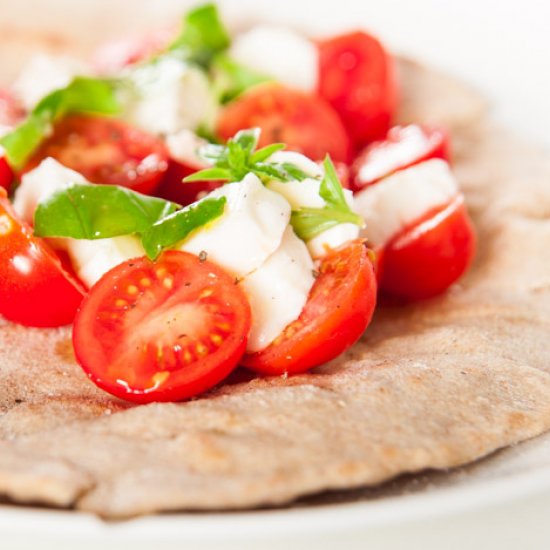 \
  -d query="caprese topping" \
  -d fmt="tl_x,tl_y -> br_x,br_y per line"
0,2 -> 476,402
